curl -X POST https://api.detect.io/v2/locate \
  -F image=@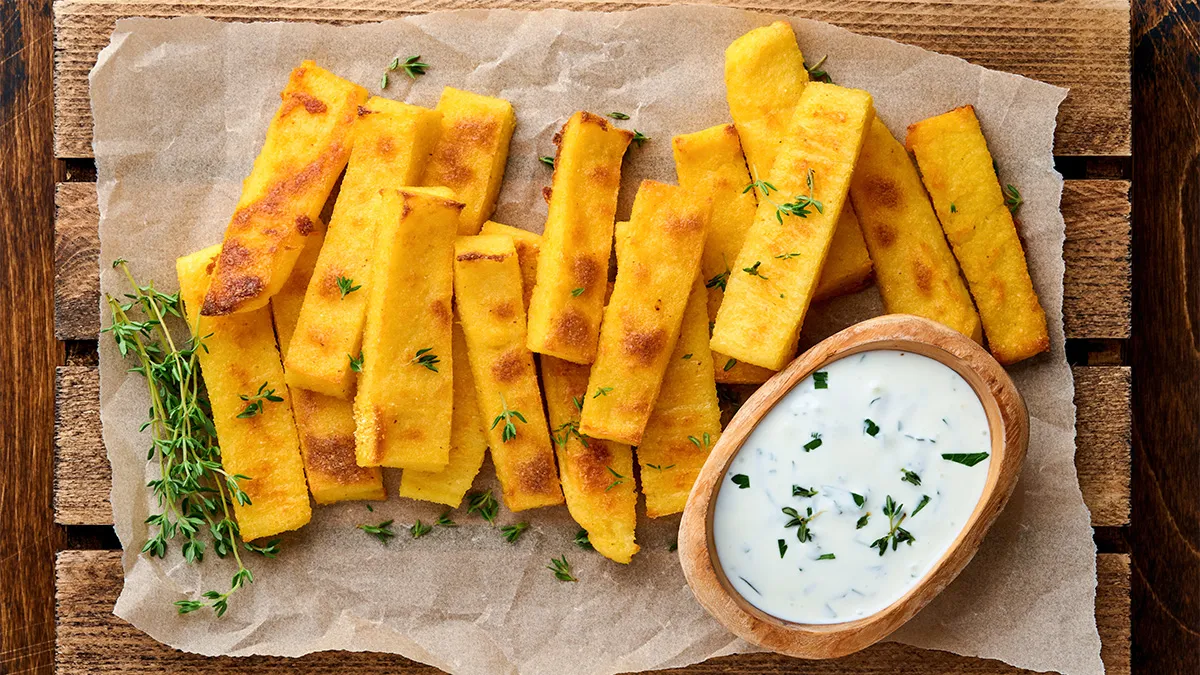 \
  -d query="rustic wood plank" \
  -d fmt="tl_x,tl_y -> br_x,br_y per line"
52,180 -> 1133,340
51,0 -> 1131,158
1130,2 -> 1200,673
1061,181 -> 1132,339
54,549 -> 1130,674
52,365 -> 1132,526
55,182 -> 100,341
55,366 -> 107,525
